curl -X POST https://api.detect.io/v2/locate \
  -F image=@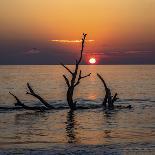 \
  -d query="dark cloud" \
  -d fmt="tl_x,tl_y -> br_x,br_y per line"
24,48 -> 41,55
